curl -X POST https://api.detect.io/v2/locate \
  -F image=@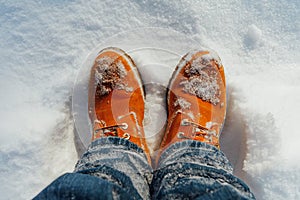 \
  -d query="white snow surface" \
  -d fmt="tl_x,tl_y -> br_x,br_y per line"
0,0 -> 299,199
